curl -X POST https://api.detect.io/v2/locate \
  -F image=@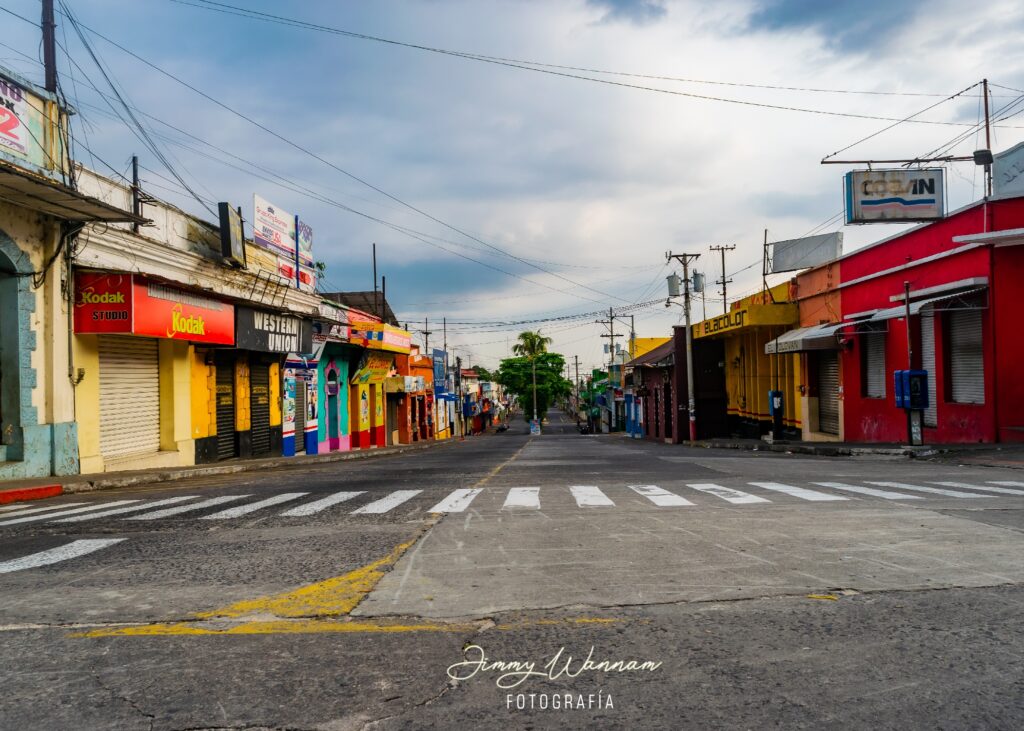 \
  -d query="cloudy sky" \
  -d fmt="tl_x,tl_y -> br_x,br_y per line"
4,0 -> 1024,373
